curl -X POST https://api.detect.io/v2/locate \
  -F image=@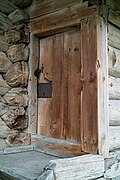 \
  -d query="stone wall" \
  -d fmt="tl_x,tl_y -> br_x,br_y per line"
0,0 -> 32,148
